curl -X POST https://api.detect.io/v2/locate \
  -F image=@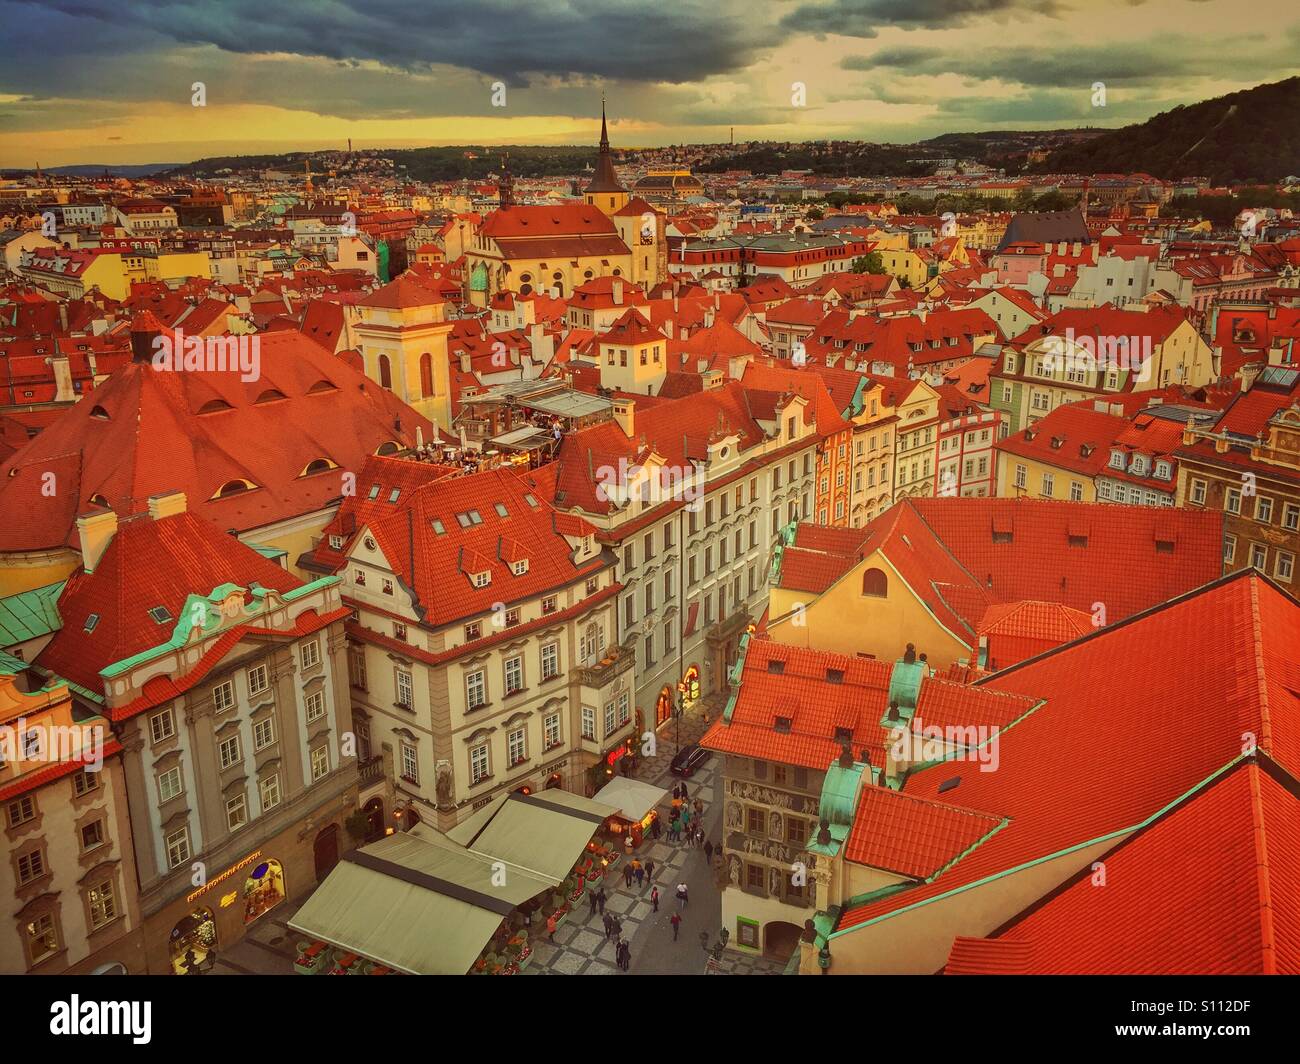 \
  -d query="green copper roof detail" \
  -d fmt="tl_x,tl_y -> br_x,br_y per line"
0,650 -> 30,677
0,580 -> 65,646
469,260 -> 489,292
